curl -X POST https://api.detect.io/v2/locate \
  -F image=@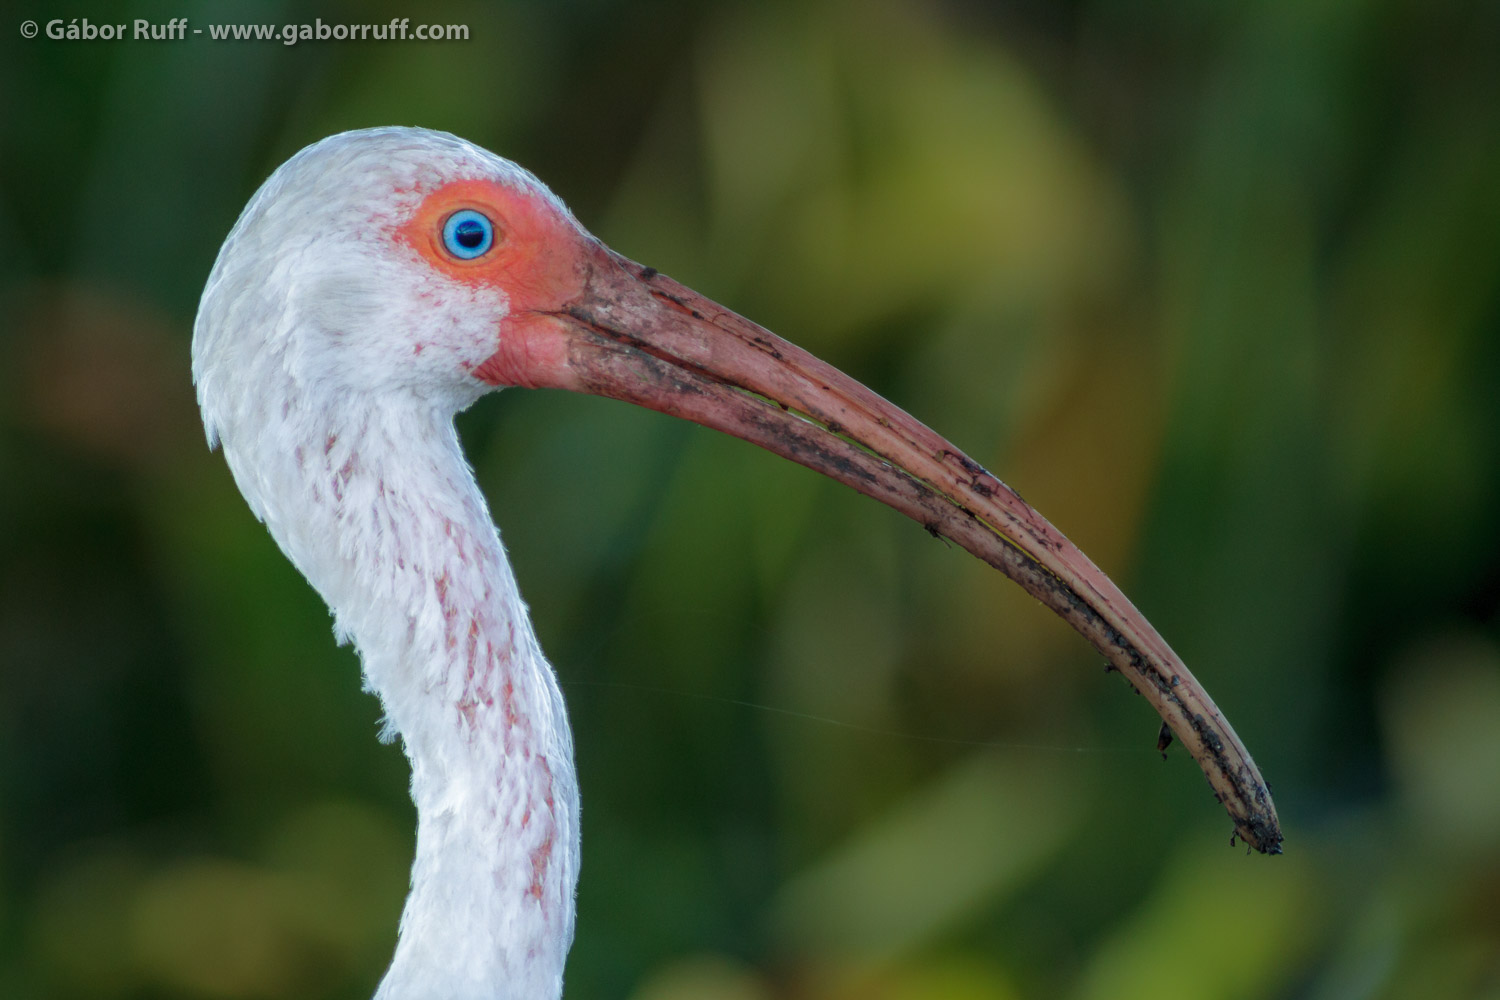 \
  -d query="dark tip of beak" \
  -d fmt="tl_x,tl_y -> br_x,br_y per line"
532,248 -> 1282,854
